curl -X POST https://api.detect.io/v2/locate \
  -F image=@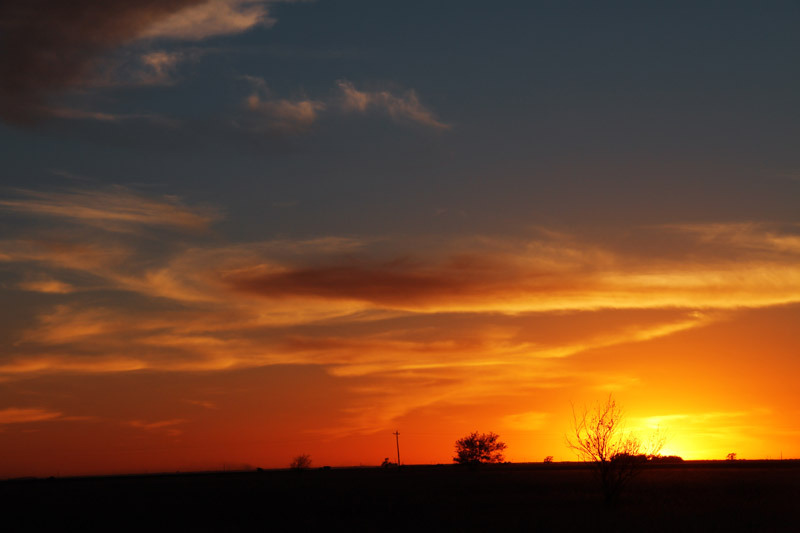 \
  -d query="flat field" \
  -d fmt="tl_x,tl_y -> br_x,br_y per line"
3,461 -> 799,531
